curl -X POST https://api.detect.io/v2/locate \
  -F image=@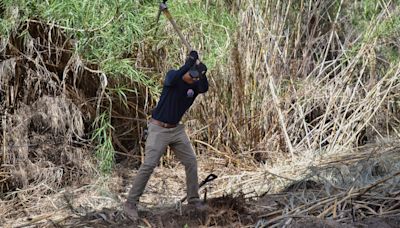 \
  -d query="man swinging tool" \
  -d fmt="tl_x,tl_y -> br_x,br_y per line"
123,1 -> 211,221
124,52 -> 209,221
